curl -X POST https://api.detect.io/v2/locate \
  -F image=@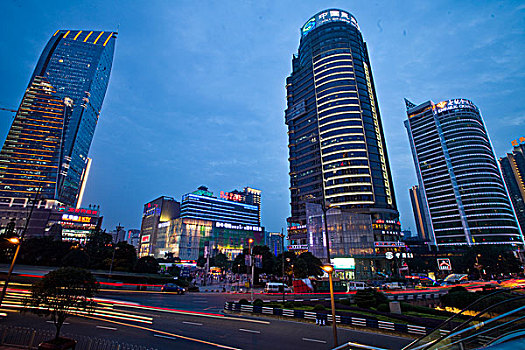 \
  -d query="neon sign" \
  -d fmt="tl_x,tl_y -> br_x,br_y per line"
141,235 -> 150,243
302,9 -> 359,37
434,99 -> 477,114
511,136 -> 525,147
57,206 -> 98,215
220,191 -> 242,202
61,214 -> 92,223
